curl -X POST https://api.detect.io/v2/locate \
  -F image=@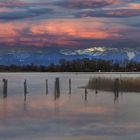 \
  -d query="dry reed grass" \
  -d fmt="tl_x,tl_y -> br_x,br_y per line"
87,77 -> 140,92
